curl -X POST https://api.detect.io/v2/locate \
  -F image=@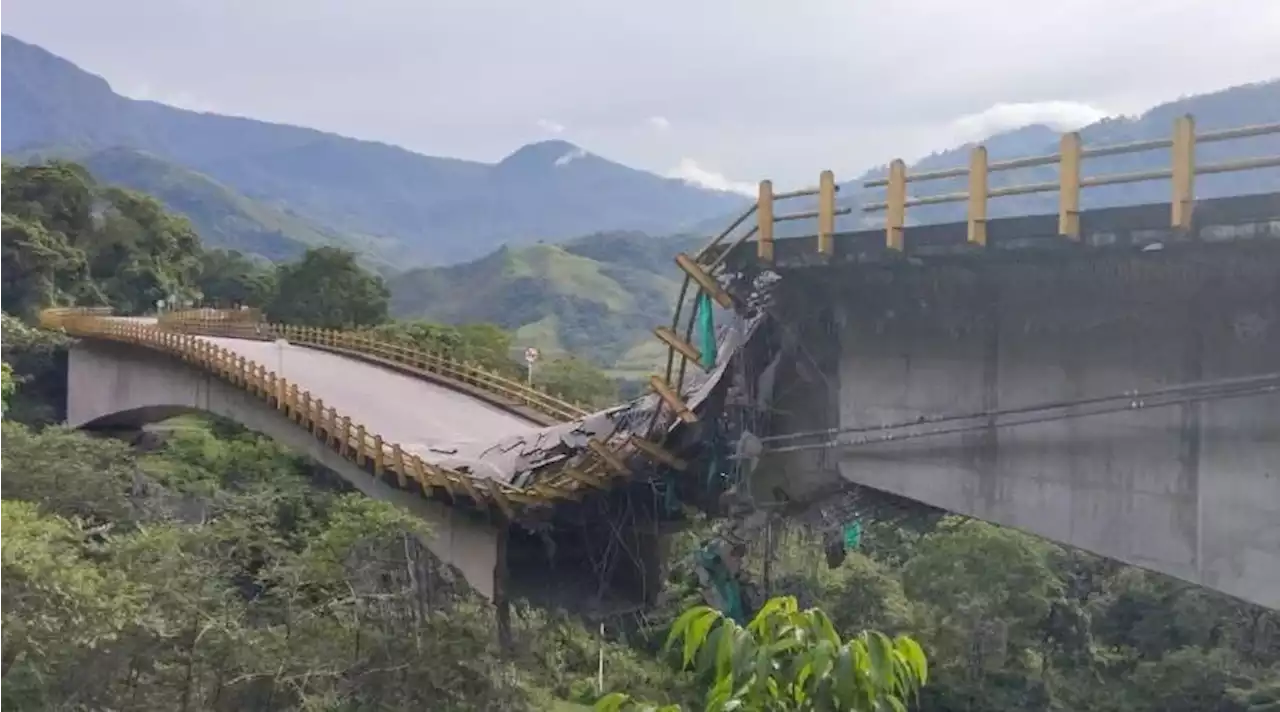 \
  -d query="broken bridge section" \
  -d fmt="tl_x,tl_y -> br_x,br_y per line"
53,308 -> 768,615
